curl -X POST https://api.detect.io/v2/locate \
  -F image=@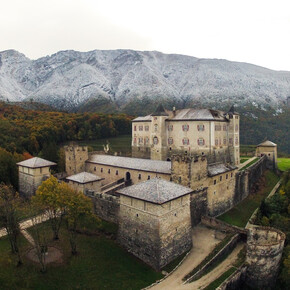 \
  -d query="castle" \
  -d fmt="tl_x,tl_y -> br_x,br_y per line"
17,105 -> 283,288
